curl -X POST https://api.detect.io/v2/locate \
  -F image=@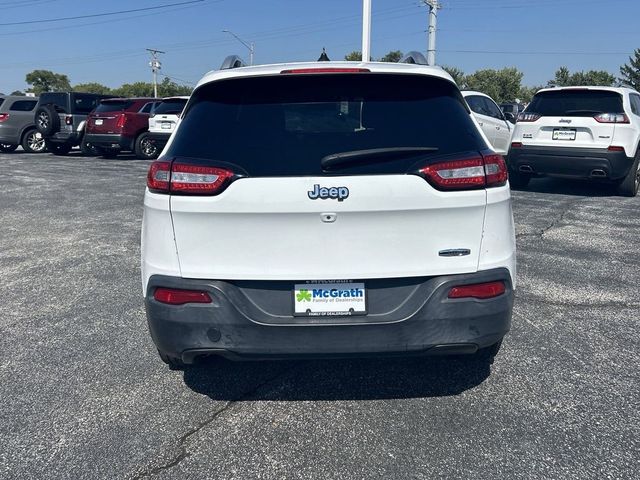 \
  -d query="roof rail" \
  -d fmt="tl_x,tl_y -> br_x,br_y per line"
398,51 -> 428,65
220,55 -> 246,70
